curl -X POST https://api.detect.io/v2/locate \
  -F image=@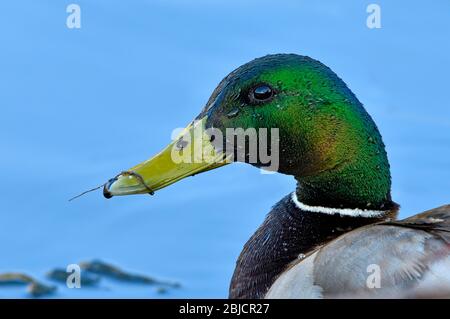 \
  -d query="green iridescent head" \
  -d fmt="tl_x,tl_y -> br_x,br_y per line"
197,54 -> 393,209
105,54 -> 394,210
